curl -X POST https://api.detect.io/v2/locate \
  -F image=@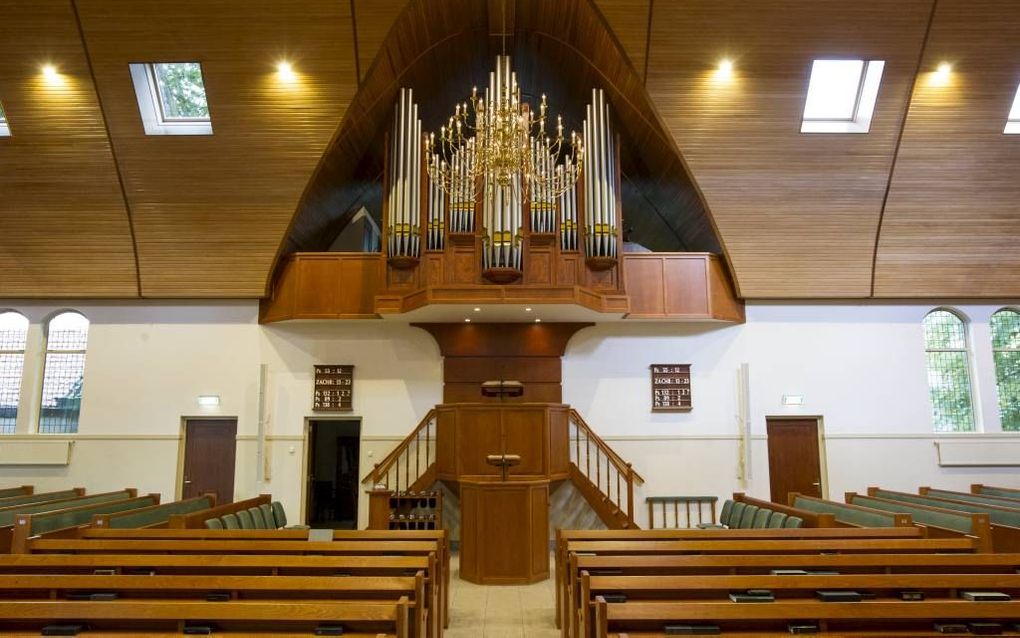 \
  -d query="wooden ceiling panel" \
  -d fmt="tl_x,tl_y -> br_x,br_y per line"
592,0 -> 651,80
0,0 -> 138,297
74,0 -> 357,297
645,0 -> 933,298
874,0 -> 1020,297
354,0 -> 409,83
